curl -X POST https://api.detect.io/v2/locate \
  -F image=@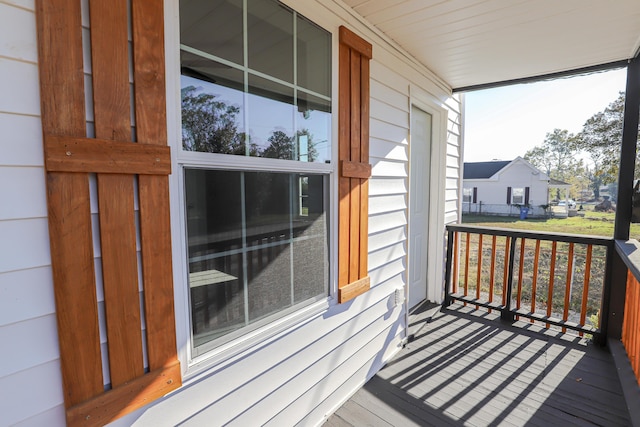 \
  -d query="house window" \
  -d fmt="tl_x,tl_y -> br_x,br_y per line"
463,188 -> 472,202
179,0 -> 332,353
512,187 -> 524,204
